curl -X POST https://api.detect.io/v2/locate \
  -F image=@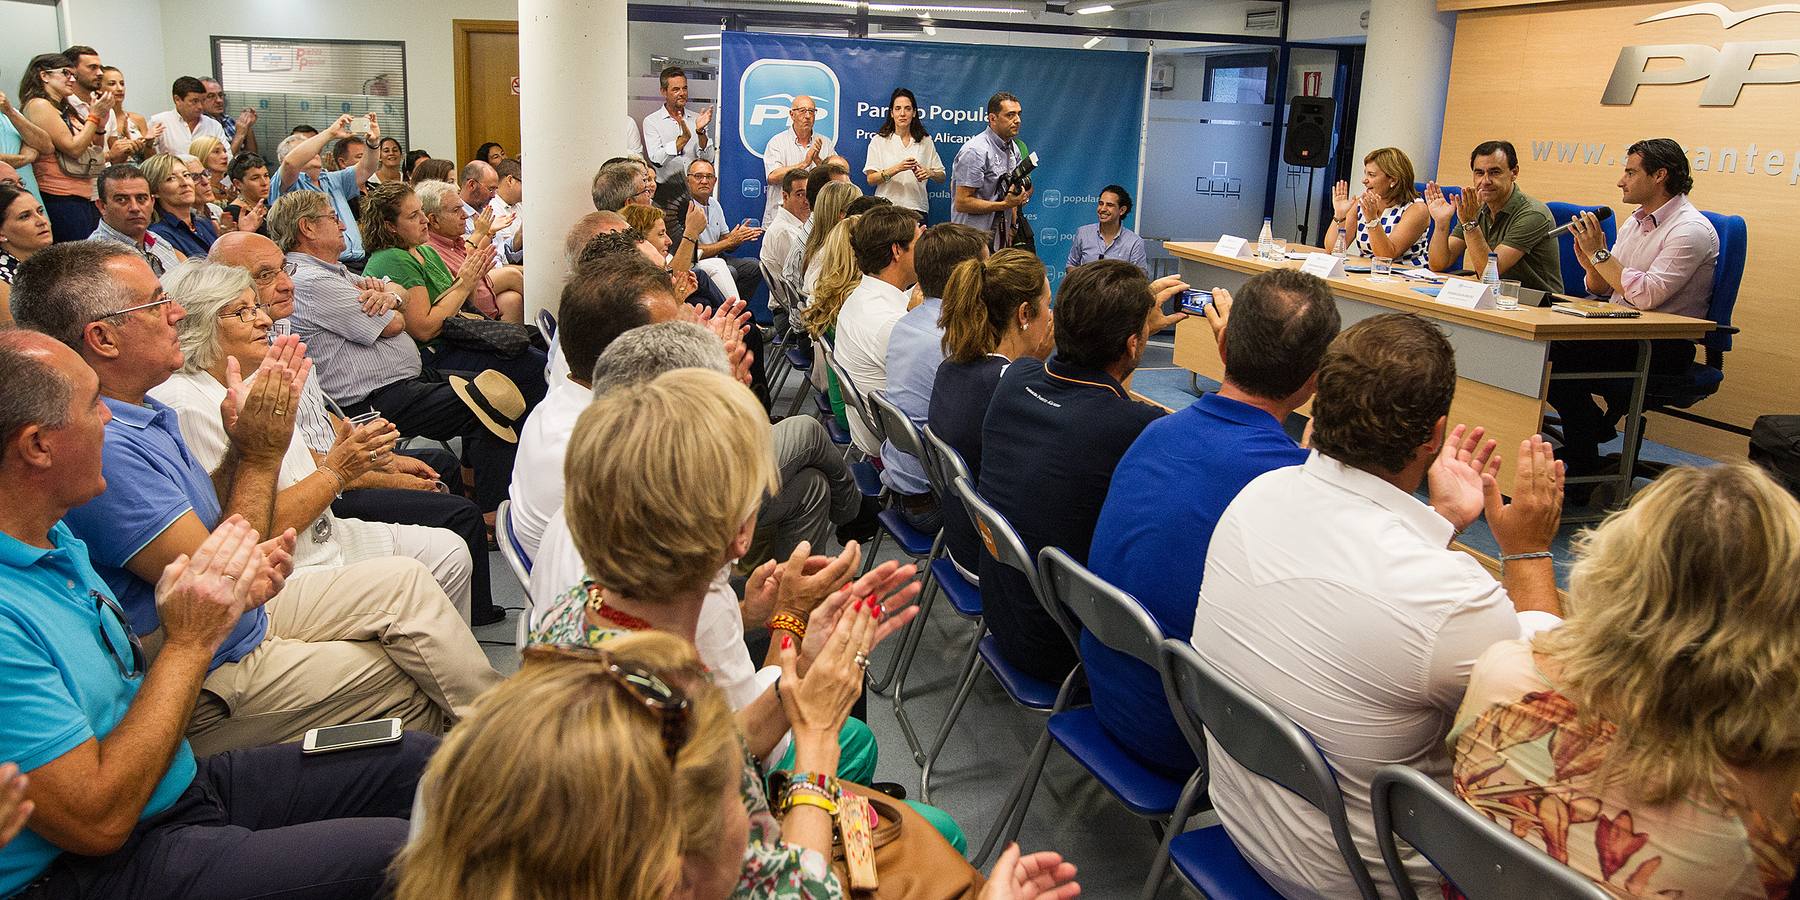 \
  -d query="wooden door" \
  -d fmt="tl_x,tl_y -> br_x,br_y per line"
453,20 -> 521,165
